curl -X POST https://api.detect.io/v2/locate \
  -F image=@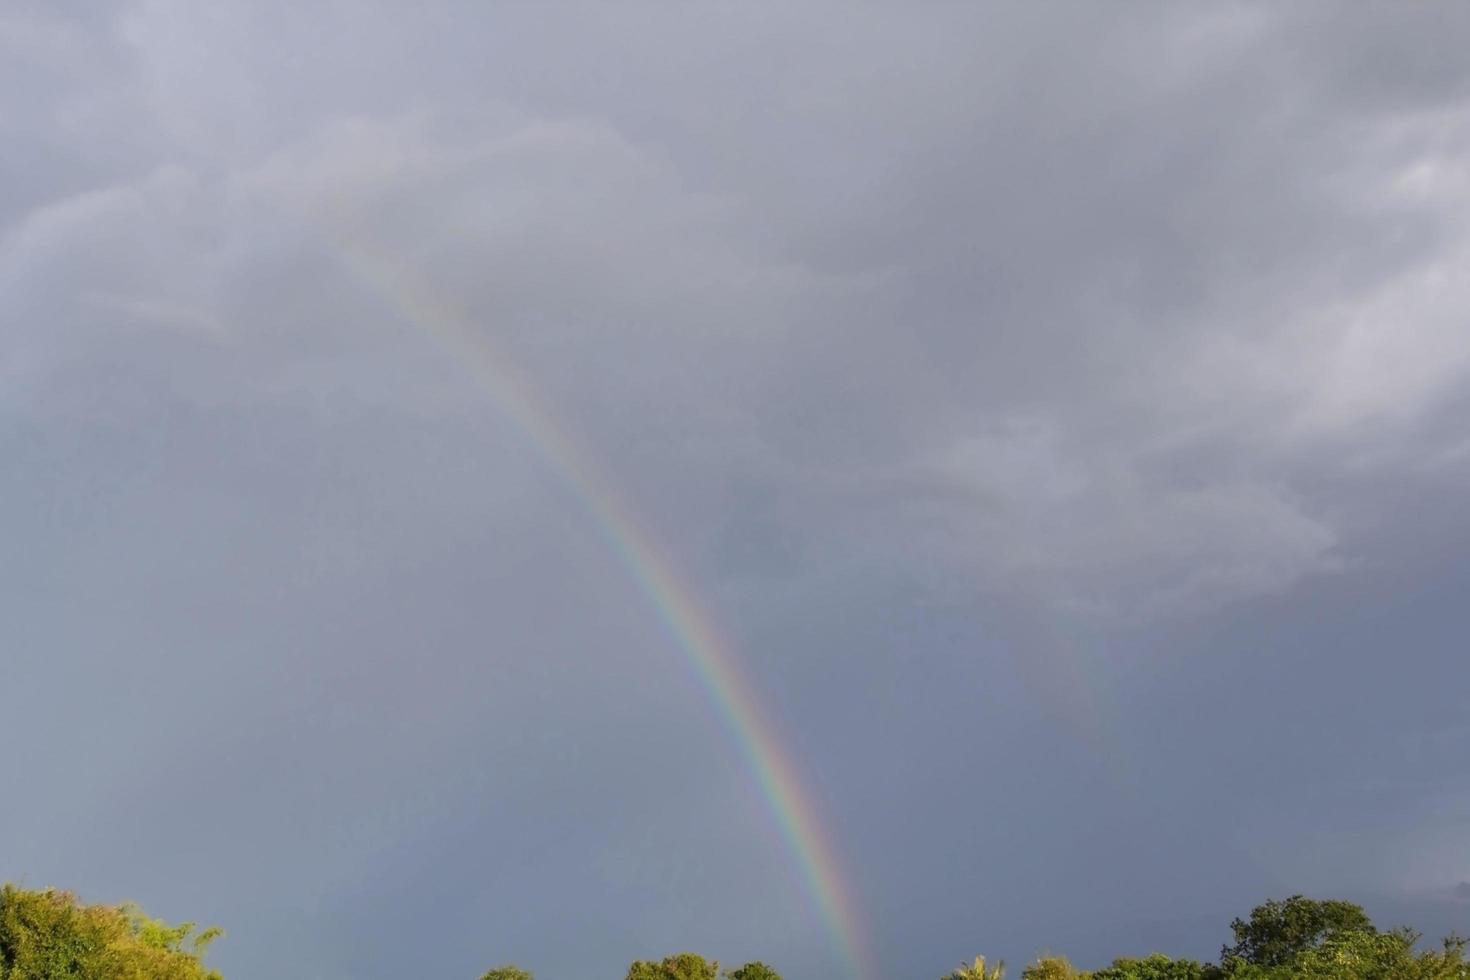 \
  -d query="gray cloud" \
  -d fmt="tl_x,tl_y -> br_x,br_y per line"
5,3 -> 1470,978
